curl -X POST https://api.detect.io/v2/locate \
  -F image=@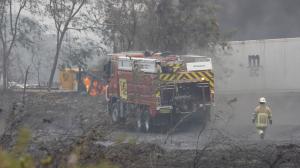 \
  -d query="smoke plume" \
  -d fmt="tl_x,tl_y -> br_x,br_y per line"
217,0 -> 300,40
